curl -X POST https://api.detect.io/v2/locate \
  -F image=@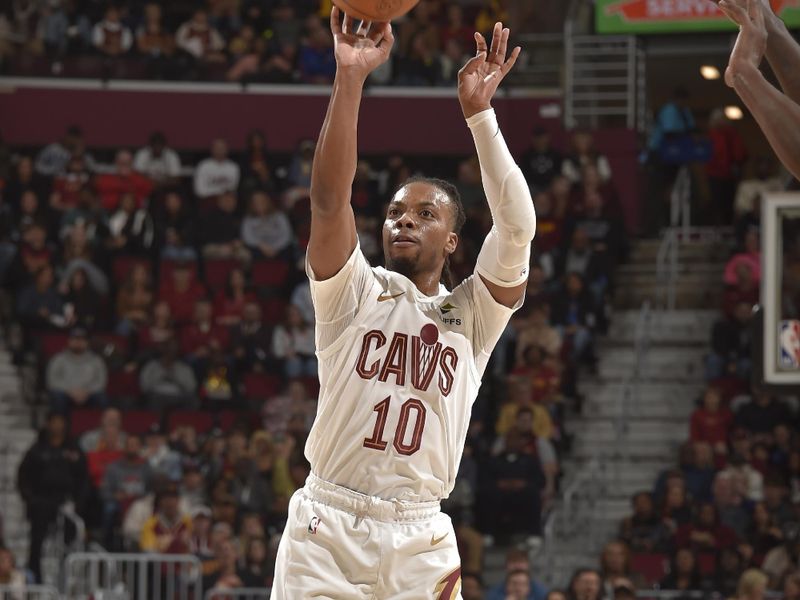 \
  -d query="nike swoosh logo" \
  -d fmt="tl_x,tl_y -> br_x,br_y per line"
430,533 -> 448,546
378,292 -> 406,303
